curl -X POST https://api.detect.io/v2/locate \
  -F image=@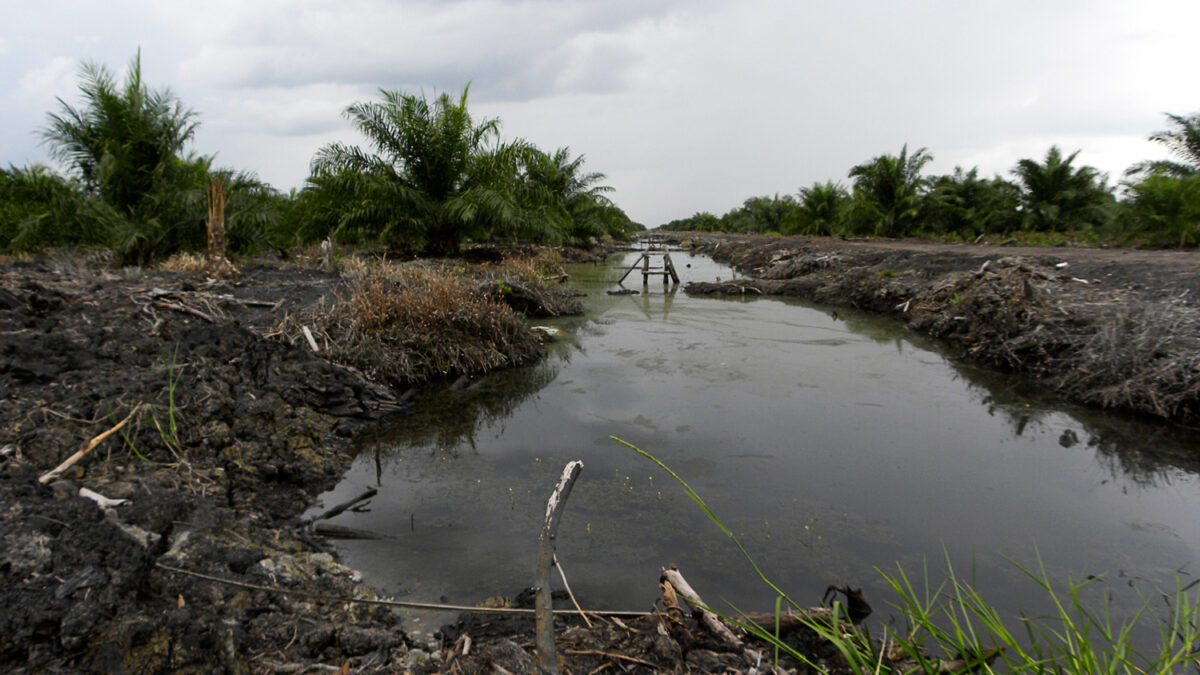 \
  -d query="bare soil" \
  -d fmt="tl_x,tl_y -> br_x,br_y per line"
678,233 -> 1200,427
5,234 -> 1197,674
0,251 -> 587,674
0,262 -> 416,673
